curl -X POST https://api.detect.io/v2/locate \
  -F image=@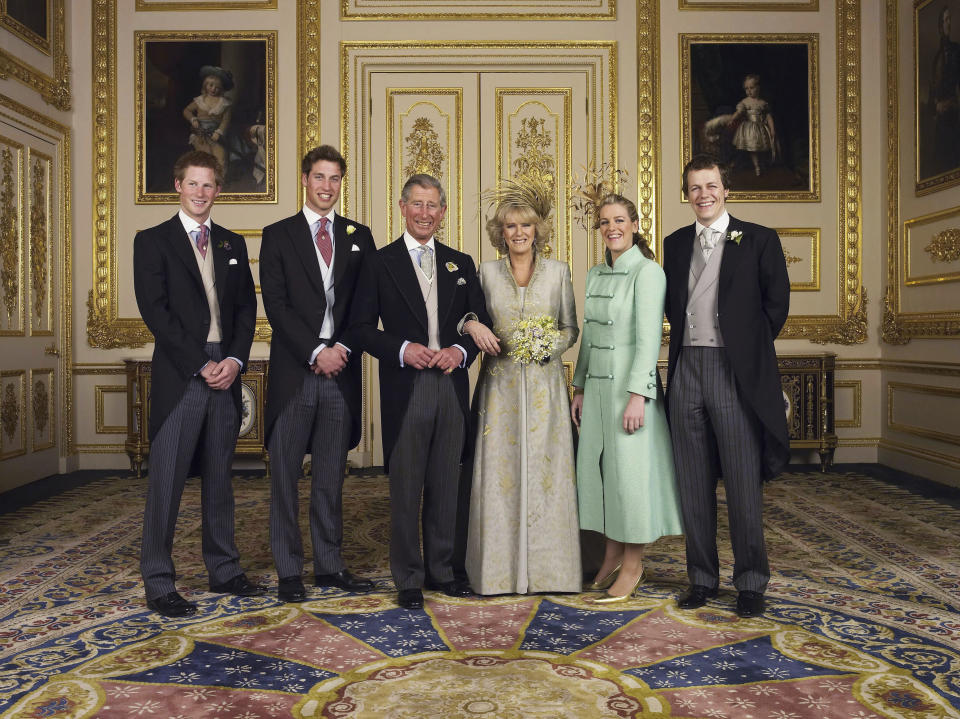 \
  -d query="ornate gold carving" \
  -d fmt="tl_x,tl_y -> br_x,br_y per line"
1,382 -> 17,441
0,1 -> 70,111
403,117 -> 444,180
784,286 -> 868,346
299,0 -> 321,201
513,116 -> 556,255
924,229 -> 960,263
0,145 -> 18,325
679,0 -> 817,8
636,0 -> 657,253
136,0 -> 277,8
33,379 -> 48,433
401,116 -> 446,243
513,117 -> 556,197
784,251 -> 801,265
29,156 -> 47,328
